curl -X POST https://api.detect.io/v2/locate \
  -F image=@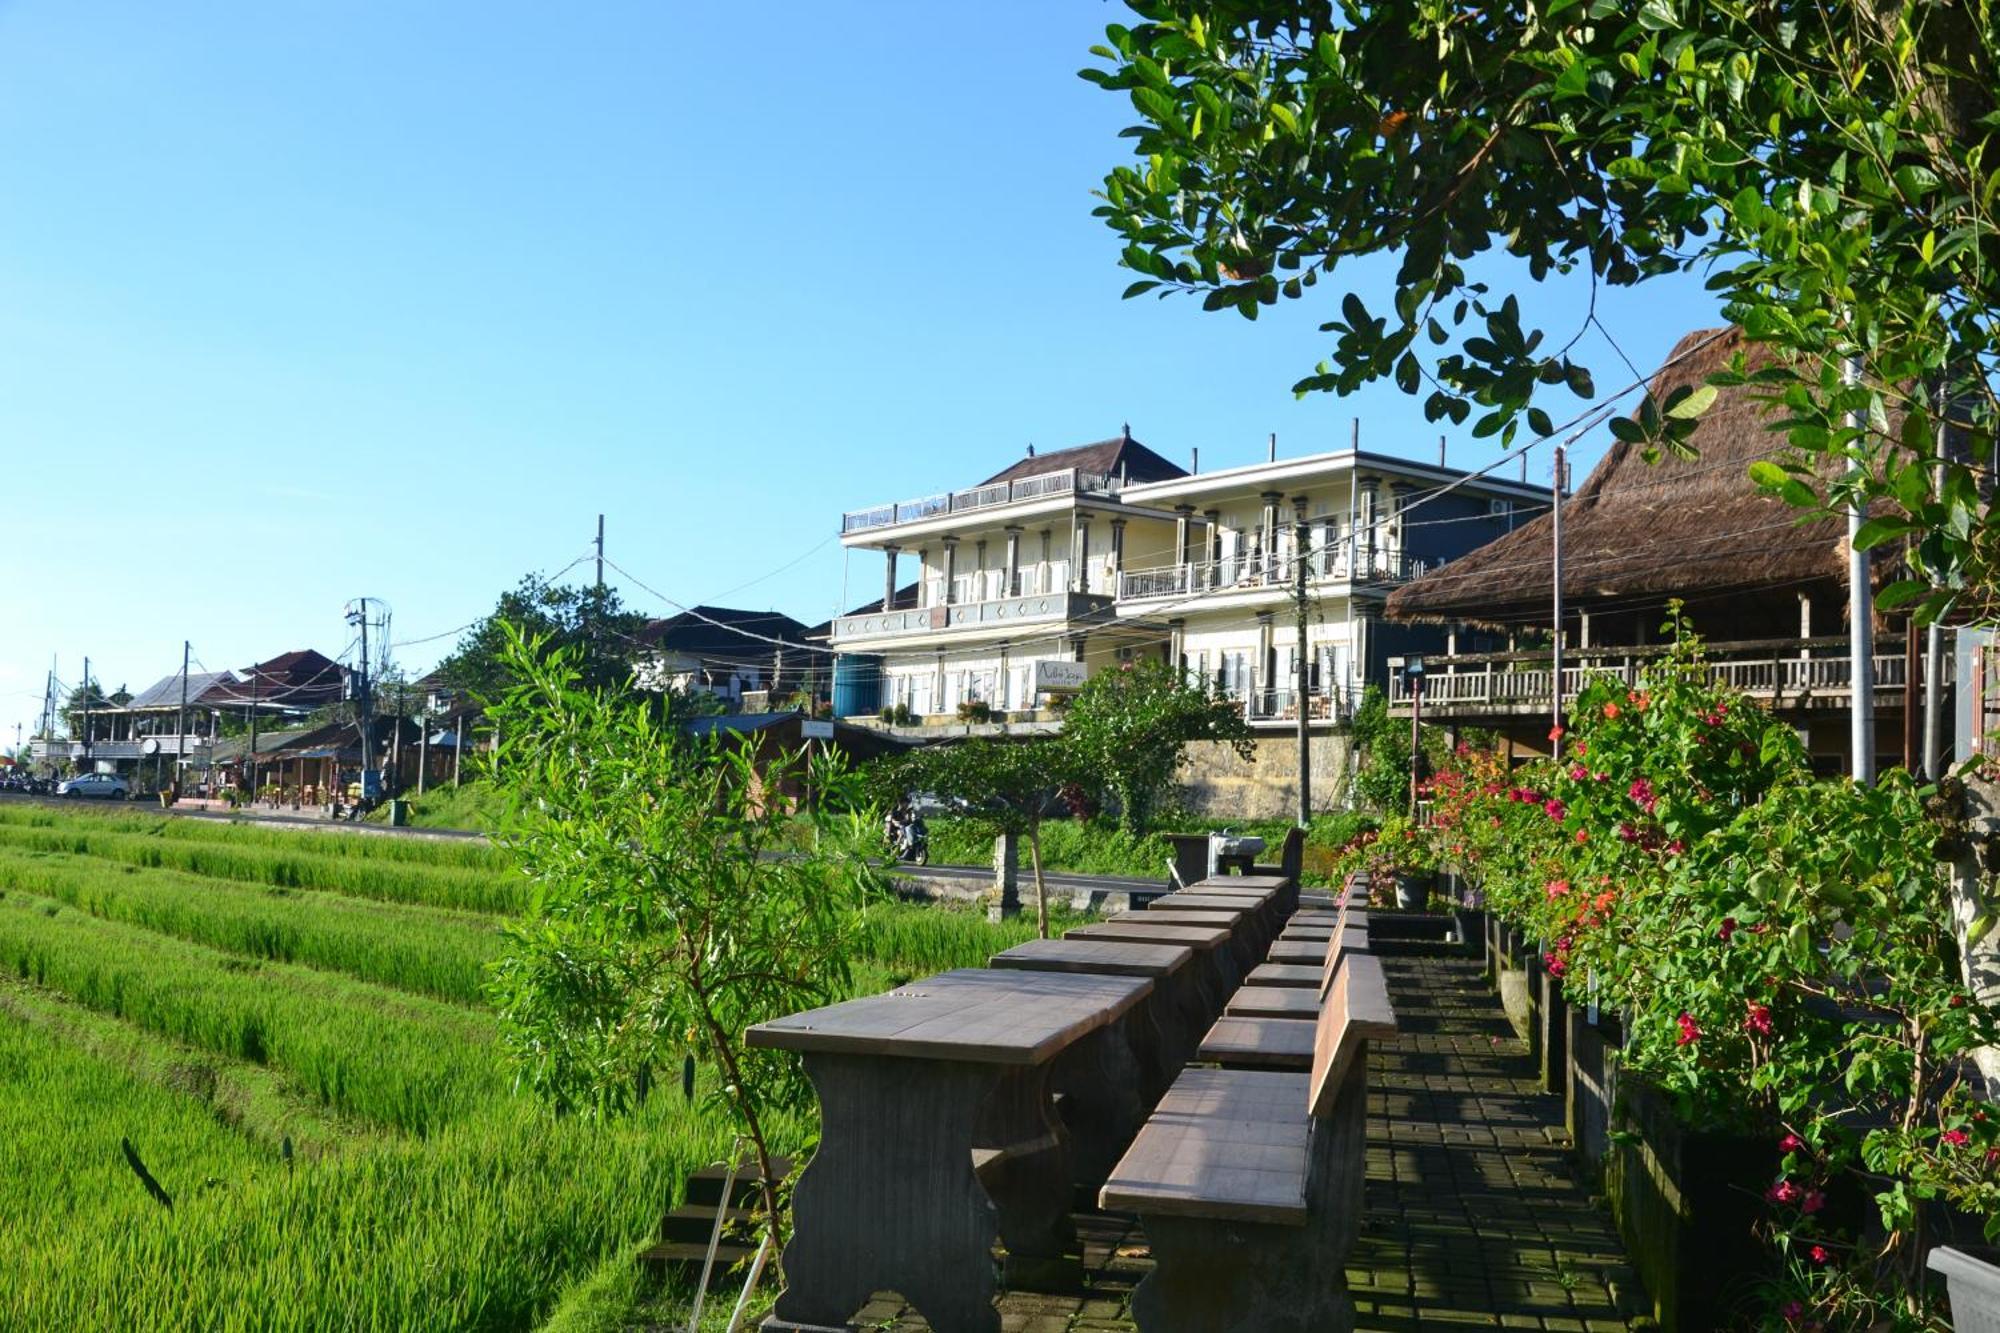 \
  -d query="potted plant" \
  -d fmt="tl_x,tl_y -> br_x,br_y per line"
1364,813 -> 1436,910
